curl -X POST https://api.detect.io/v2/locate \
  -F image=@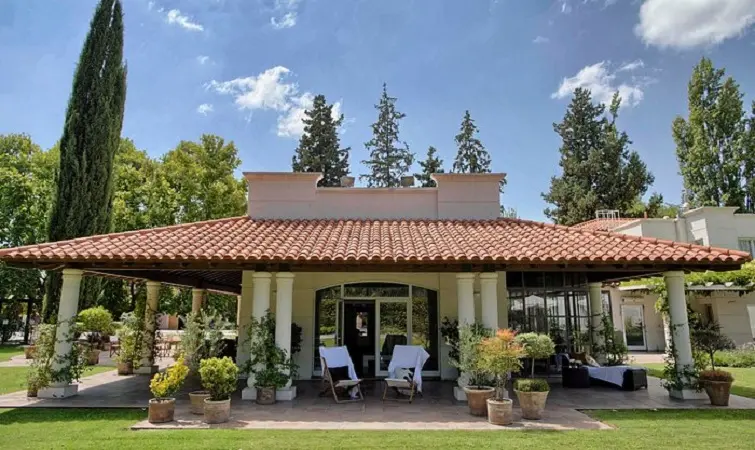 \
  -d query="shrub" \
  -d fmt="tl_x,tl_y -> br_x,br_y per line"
699,369 -> 734,383
477,329 -> 525,400
199,357 -> 239,401
150,357 -> 189,399
451,323 -> 494,388
78,307 -> 114,334
178,311 -> 227,375
246,310 -> 297,388
691,321 -> 735,370
713,349 -> 755,368
115,313 -> 142,366
514,378 -> 550,393
514,332 -> 555,378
